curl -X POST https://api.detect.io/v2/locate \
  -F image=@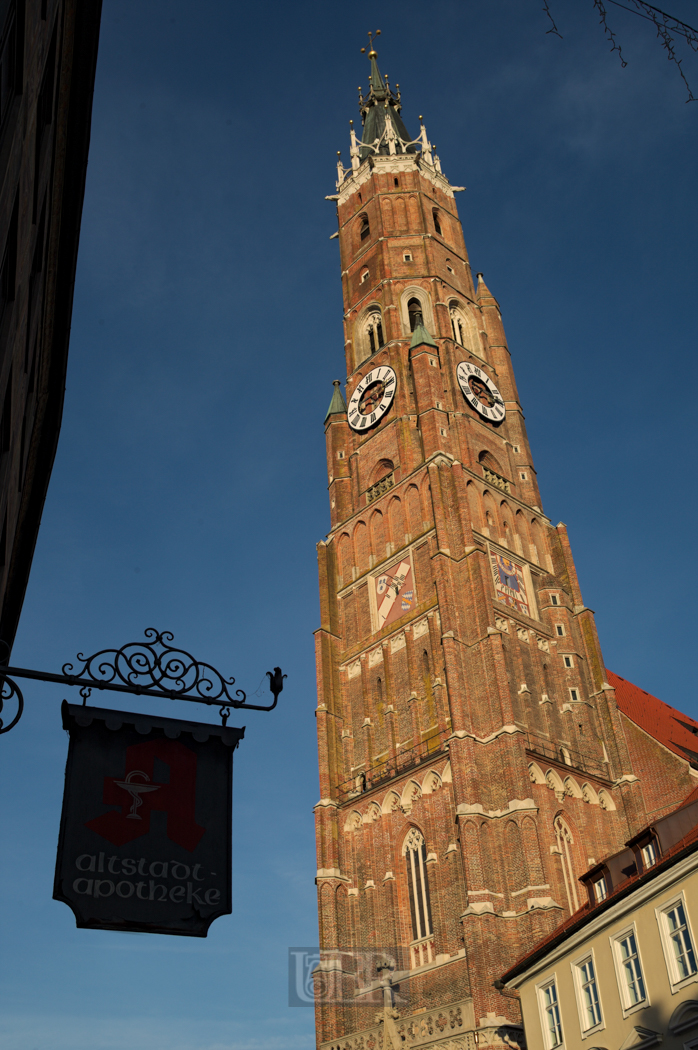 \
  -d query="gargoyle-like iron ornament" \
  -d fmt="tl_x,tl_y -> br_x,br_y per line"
0,628 -> 285,735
